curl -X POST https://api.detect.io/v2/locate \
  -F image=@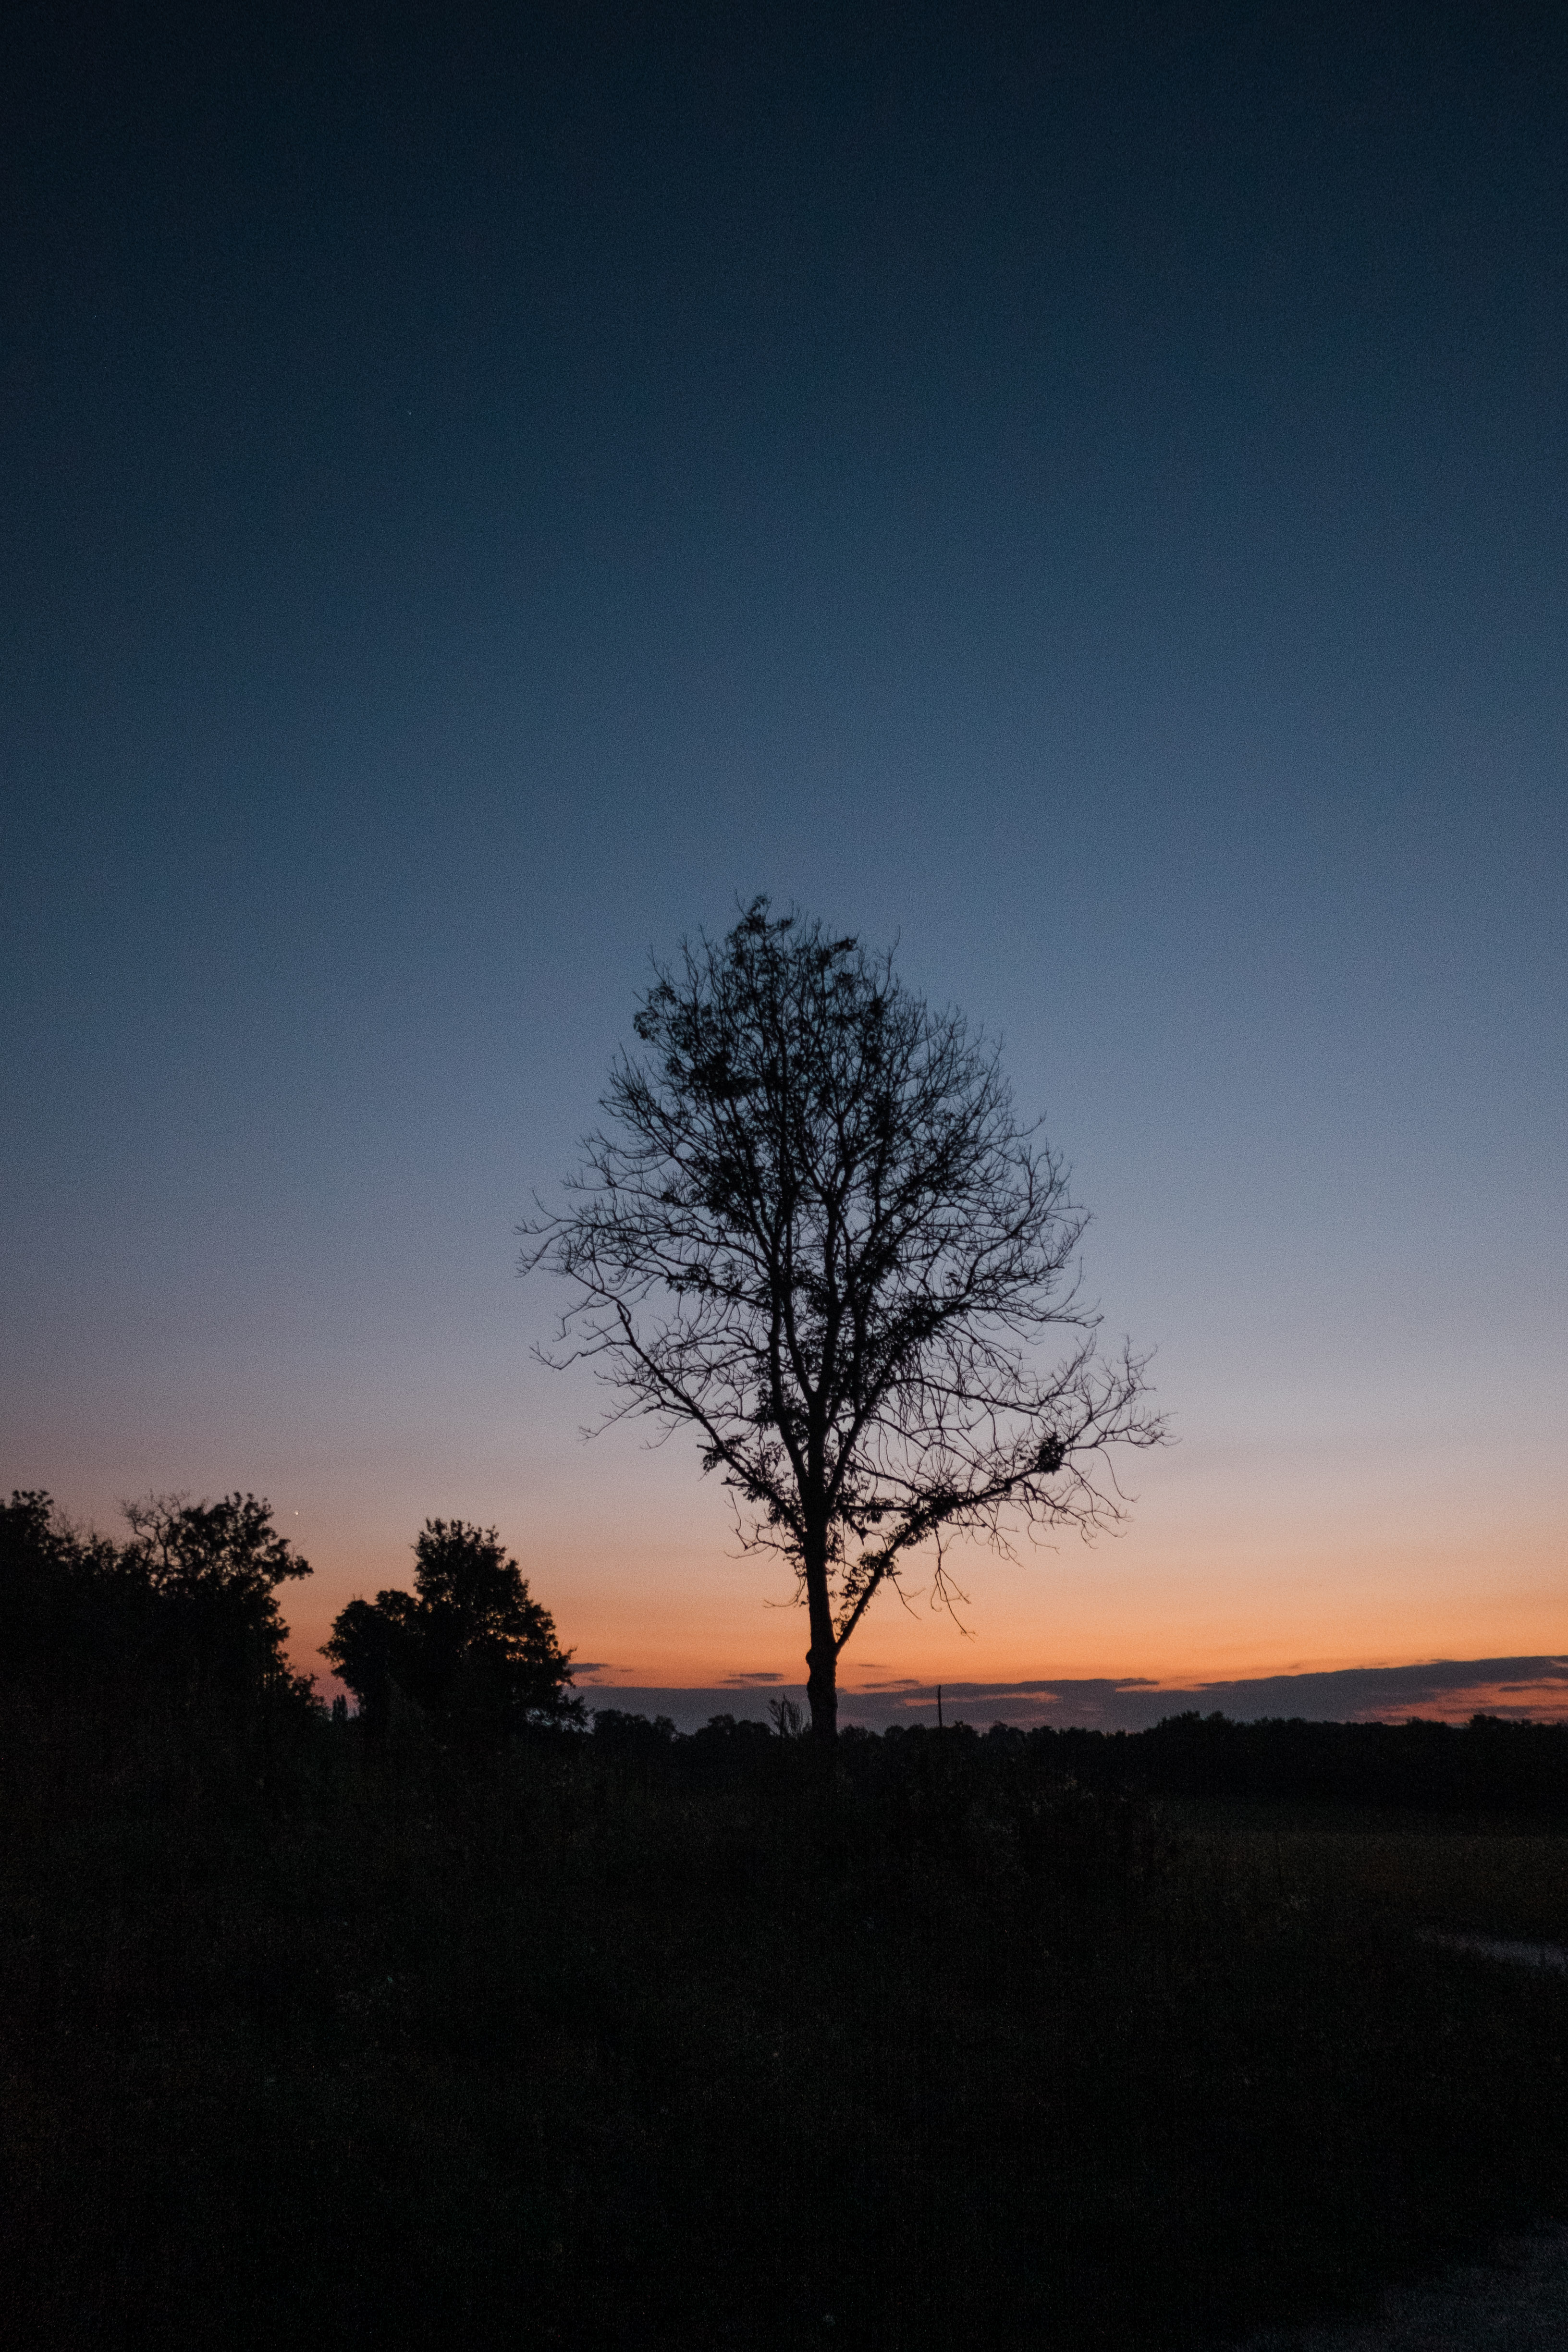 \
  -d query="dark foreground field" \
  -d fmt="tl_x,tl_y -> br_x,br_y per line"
4,1698 -> 1567,2352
